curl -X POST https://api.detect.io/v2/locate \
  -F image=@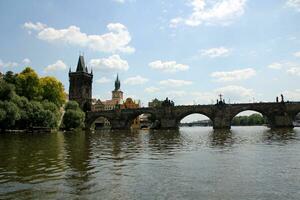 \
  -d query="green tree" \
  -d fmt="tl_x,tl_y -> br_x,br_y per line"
62,101 -> 85,130
65,101 -> 80,110
16,67 -> 41,100
3,71 -> 17,85
40,76 -> 66,107
0,79 -> 15,101
0,101 -> 21,130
